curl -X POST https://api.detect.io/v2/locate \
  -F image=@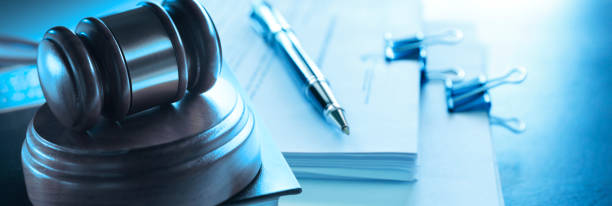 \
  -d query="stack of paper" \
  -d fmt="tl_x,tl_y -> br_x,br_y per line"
281,24 -> 505,206
207,0 -> 423,181
259,46 -> 420,181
